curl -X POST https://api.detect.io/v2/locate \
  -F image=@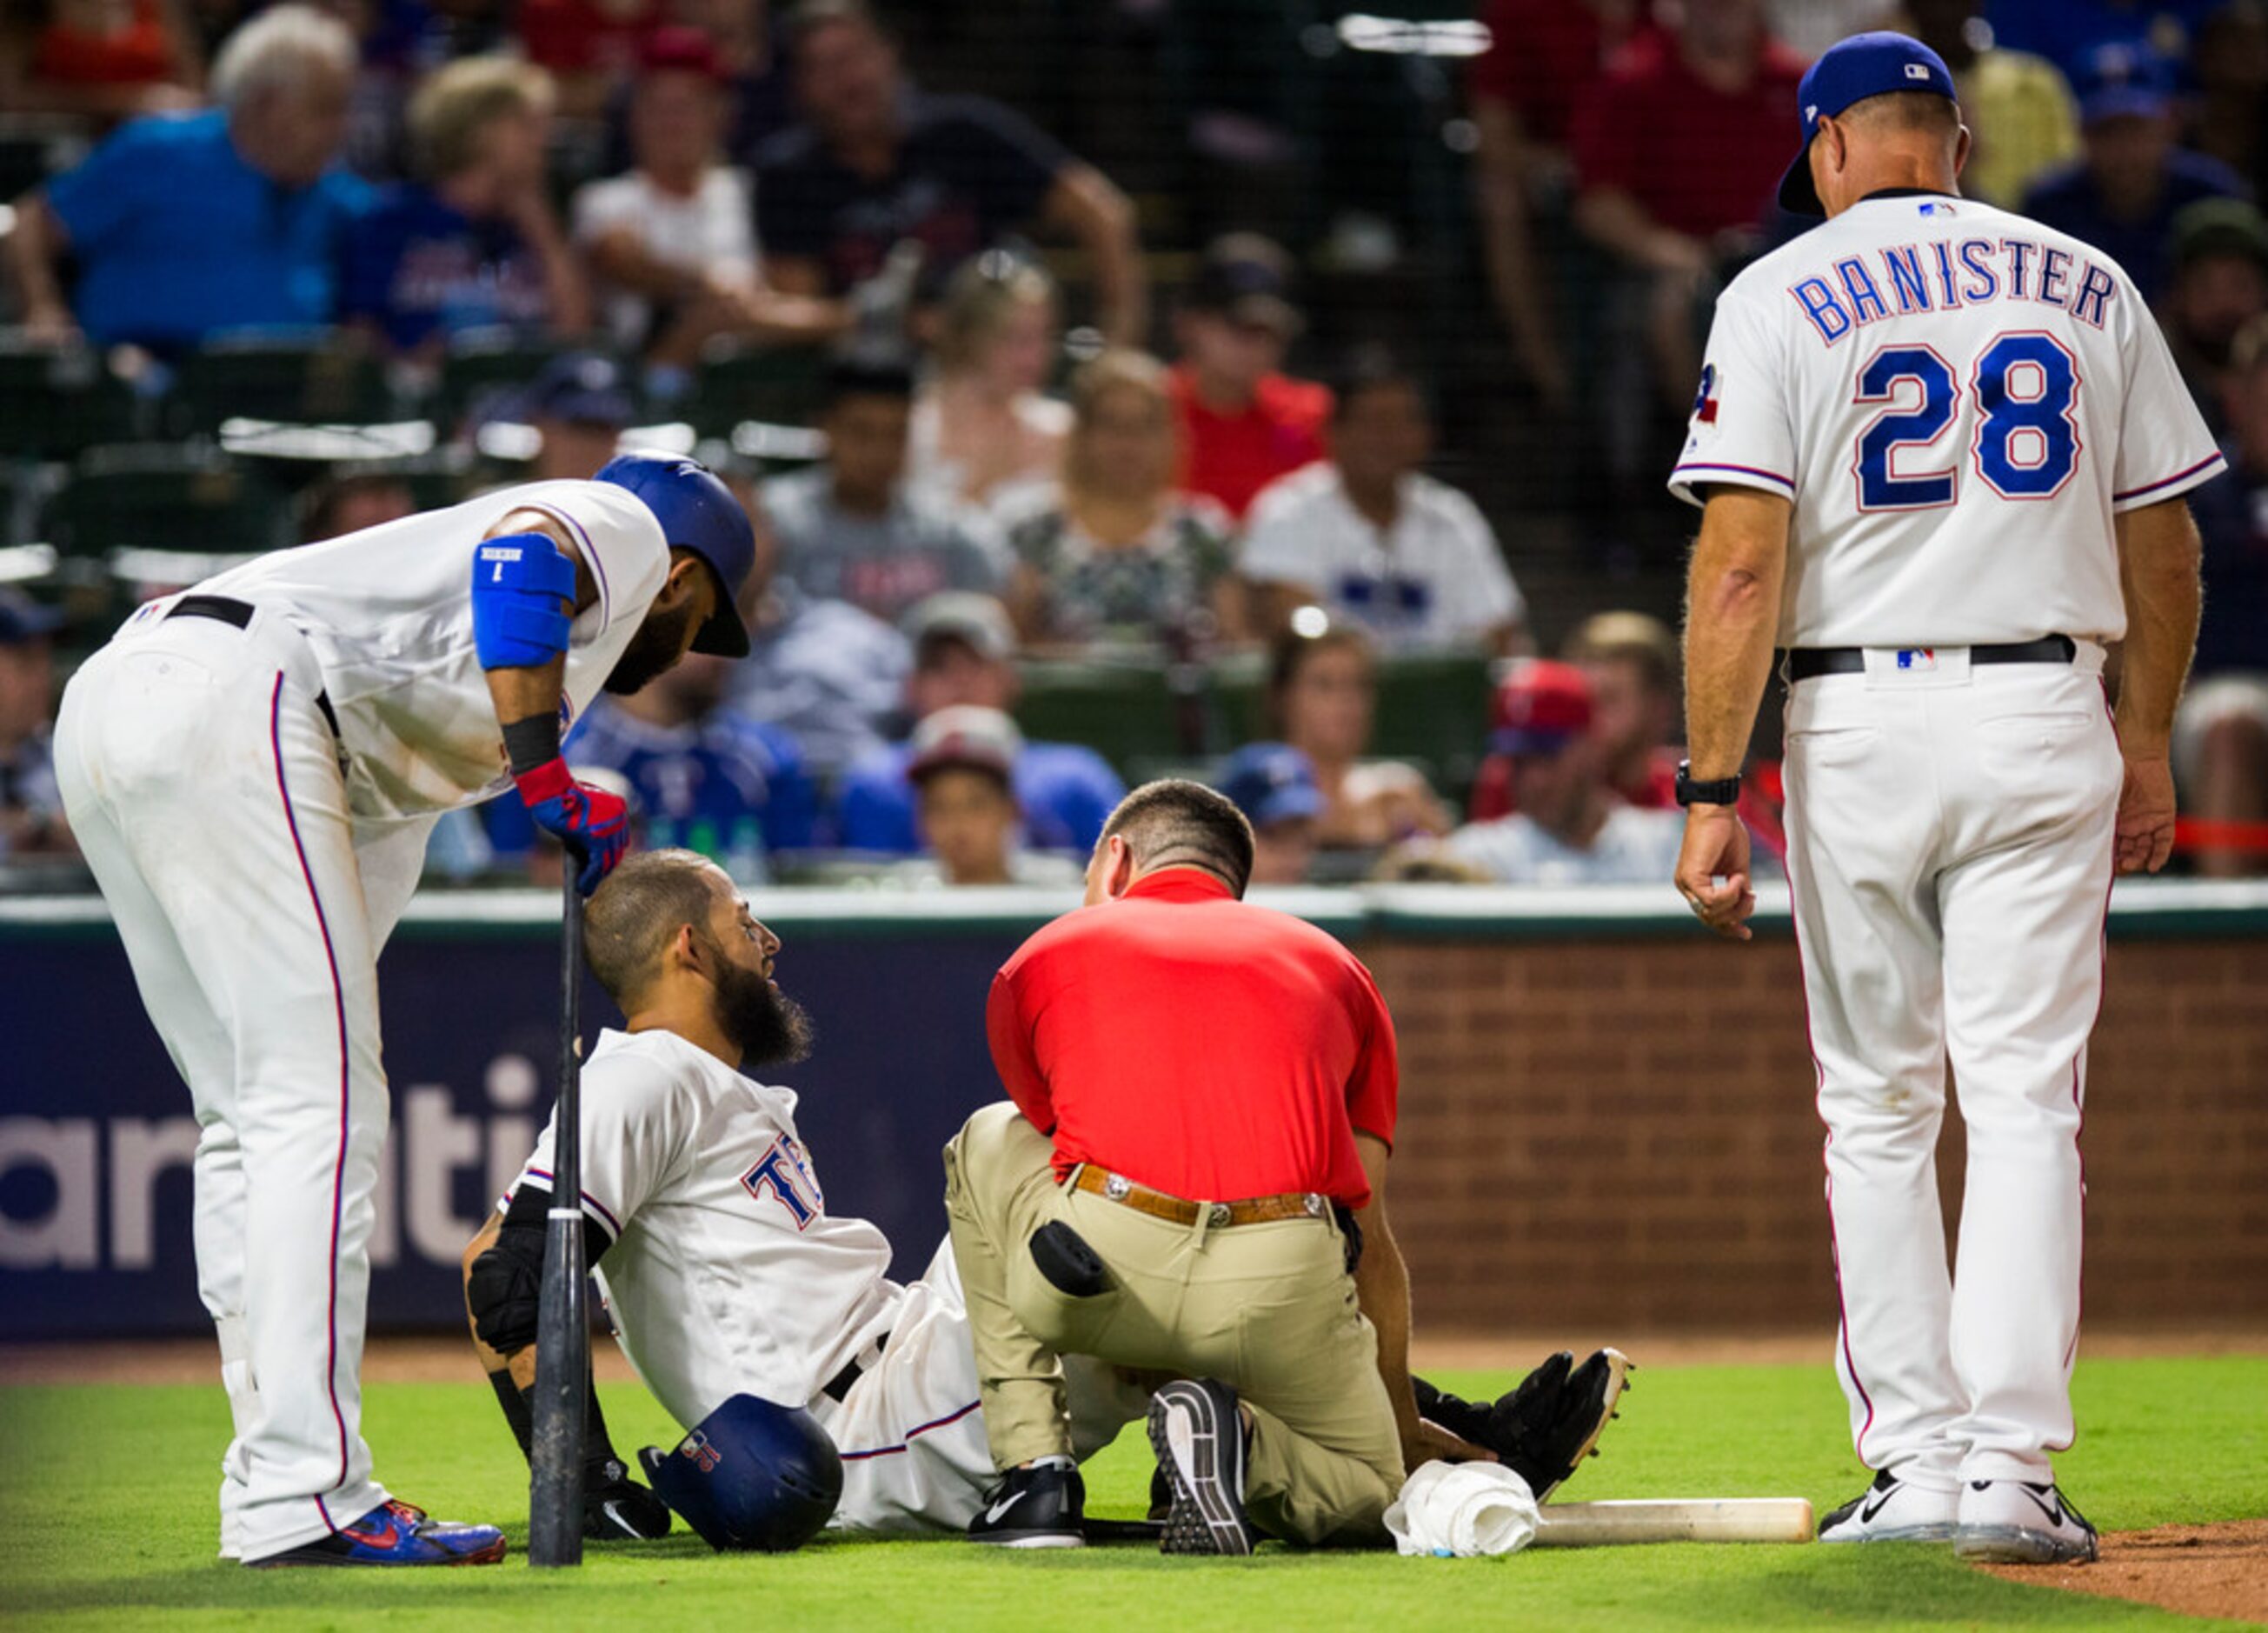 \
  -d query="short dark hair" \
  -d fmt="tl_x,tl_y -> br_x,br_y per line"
1266,616 -> 1375,732
1839,90 -> 1961,139
1101,779 -> 1255,896
825,356 -> 917,408
1328,344 -> 1427,423
786,0 -> 886,43
585,849 -> 723,1009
